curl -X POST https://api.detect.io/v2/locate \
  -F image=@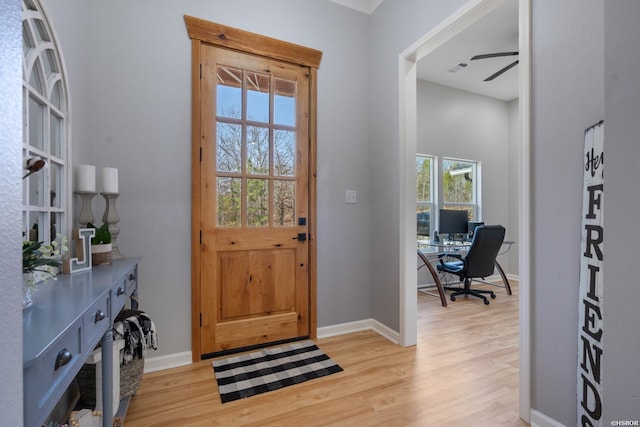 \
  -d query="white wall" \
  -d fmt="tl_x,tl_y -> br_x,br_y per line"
369,0 -> 469,332
416,79 -> 514,273
530,0 -> 604,424
602,1 -> 640,421
0,0 -> 24,423
44,0 -> 375,358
